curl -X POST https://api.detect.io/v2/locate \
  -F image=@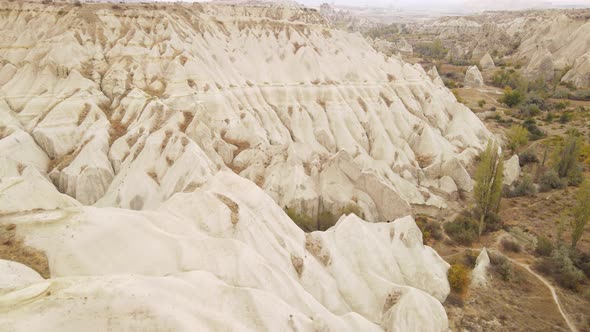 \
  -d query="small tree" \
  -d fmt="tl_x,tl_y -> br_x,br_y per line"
554,130 -> 581,178
506,124 -> 529,152
474,141 -> 504,236
571,180 -> 590,250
